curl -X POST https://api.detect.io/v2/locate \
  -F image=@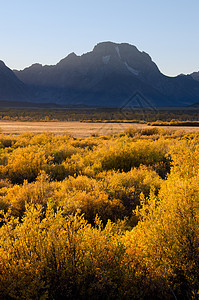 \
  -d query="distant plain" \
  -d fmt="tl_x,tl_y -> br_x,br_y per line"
0,121 -> 199,138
